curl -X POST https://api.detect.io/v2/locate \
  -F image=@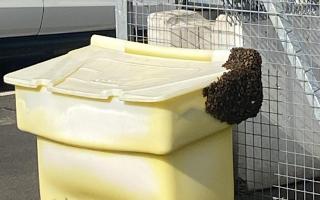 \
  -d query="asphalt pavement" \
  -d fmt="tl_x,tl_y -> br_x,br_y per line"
0,94 -> 40,200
